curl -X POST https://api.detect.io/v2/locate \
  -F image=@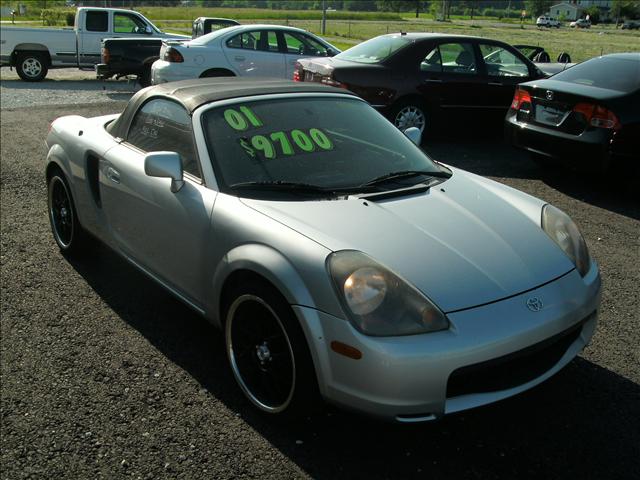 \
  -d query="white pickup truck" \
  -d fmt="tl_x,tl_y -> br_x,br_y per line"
0,7 -> 187,81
